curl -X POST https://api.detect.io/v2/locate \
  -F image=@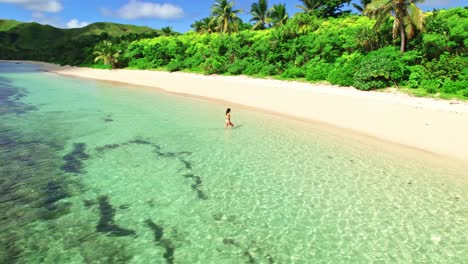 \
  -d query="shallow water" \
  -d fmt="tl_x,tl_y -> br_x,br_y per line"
0,62 -> 467,264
